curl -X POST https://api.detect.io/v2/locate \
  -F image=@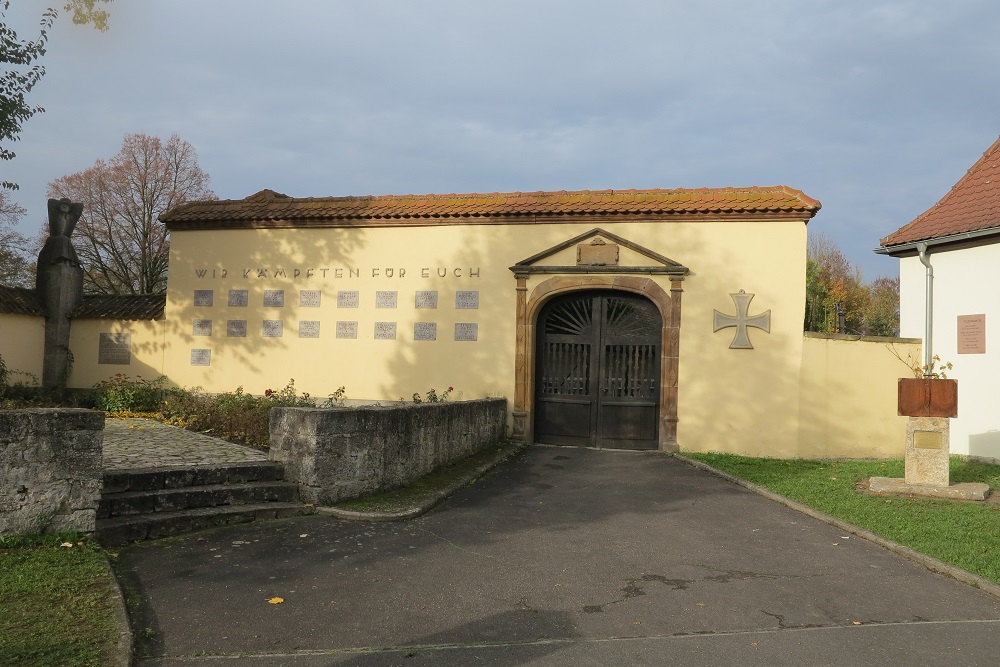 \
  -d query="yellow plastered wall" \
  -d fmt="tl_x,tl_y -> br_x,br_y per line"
0,313 -> 45,383
797,333 -> 919,458
164,218 -> 811,456
67,318 -> 167,388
